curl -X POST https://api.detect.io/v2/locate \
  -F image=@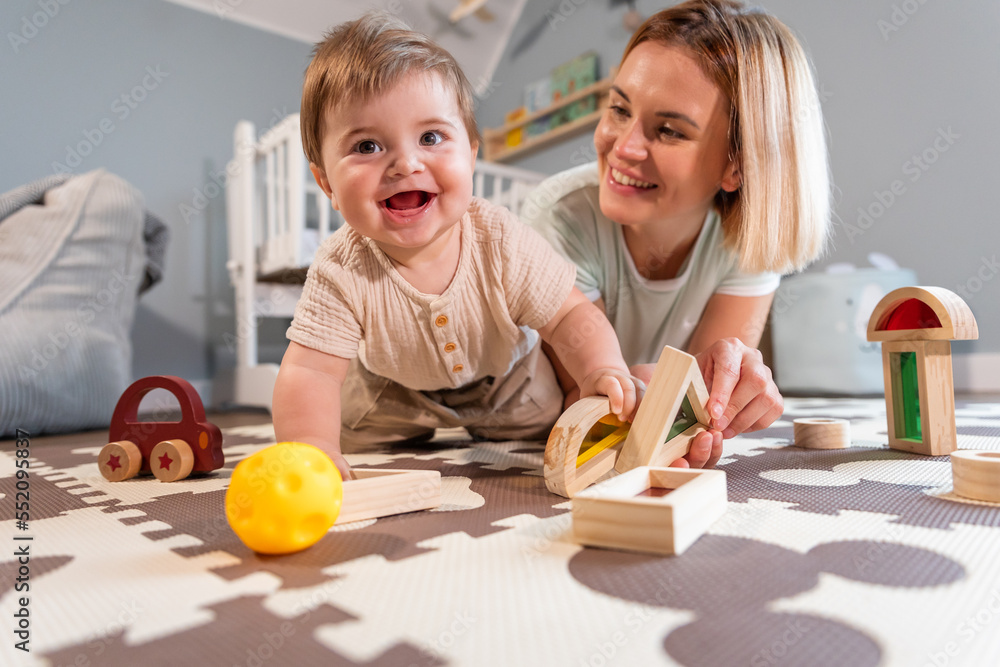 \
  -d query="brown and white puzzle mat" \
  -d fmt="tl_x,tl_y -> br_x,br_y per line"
3,398 -> 1000,667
